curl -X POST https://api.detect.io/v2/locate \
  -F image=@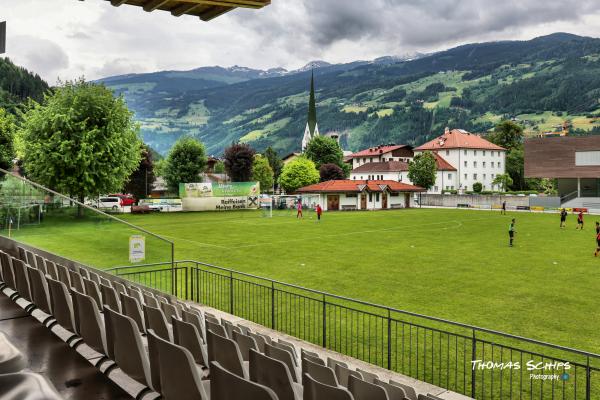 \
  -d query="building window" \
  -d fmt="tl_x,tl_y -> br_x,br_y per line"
464,161 -> 467,167
370,158 -> 373,162
474,150 -> 477,156
473,161 -> 477,167
483,151 -> 486,156
446,150 -> 449,156
434,186 -> 438,192
464,173 -> 467,180
483,174 -> 486,179
464,150 -> 467,155
448,173 -> 452,179
498,163 -> 501,169
473,174 -> 477,180
369,193 -> 373,202
363,158 -> 366,163
375,193 -> 380,201
483,162 -> 486,168
491,161 -> 495,167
